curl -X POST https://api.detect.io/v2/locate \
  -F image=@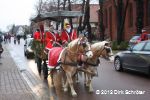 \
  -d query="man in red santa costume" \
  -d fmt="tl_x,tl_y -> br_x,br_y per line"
45,25 -> 56,50
61,23 -> 77,46
33,29 -> 41,40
